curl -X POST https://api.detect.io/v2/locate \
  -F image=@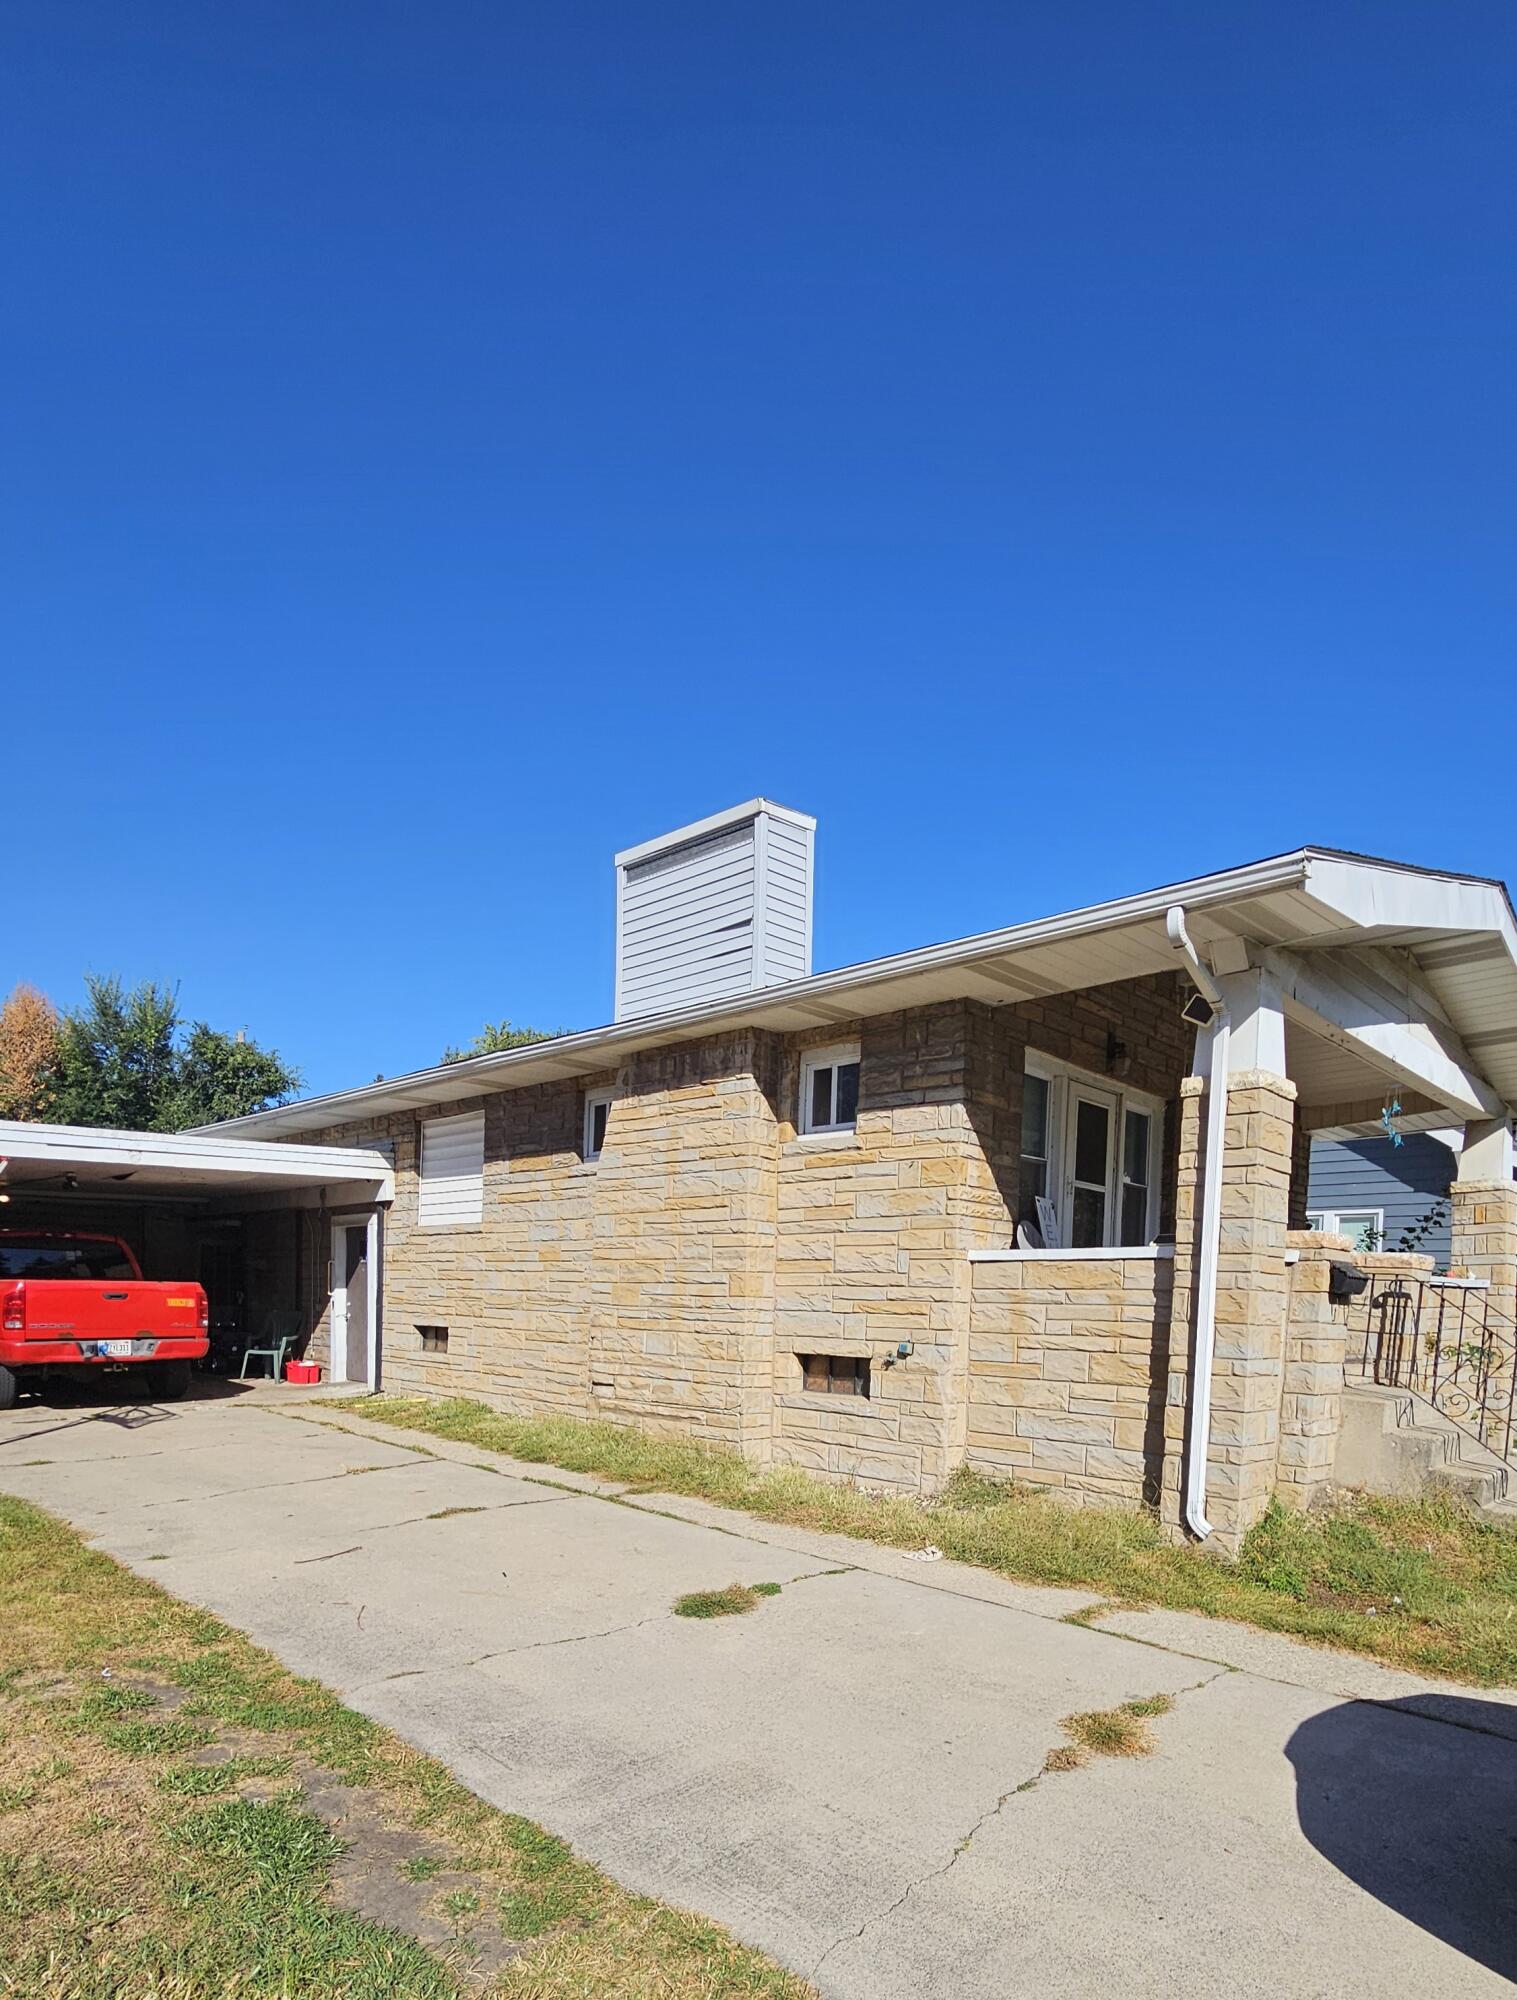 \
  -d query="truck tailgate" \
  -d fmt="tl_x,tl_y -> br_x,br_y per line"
16,1282 -> 205,1343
